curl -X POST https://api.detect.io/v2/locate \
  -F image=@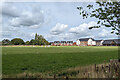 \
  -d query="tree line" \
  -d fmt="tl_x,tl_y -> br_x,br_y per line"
1,33 -> 49,45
